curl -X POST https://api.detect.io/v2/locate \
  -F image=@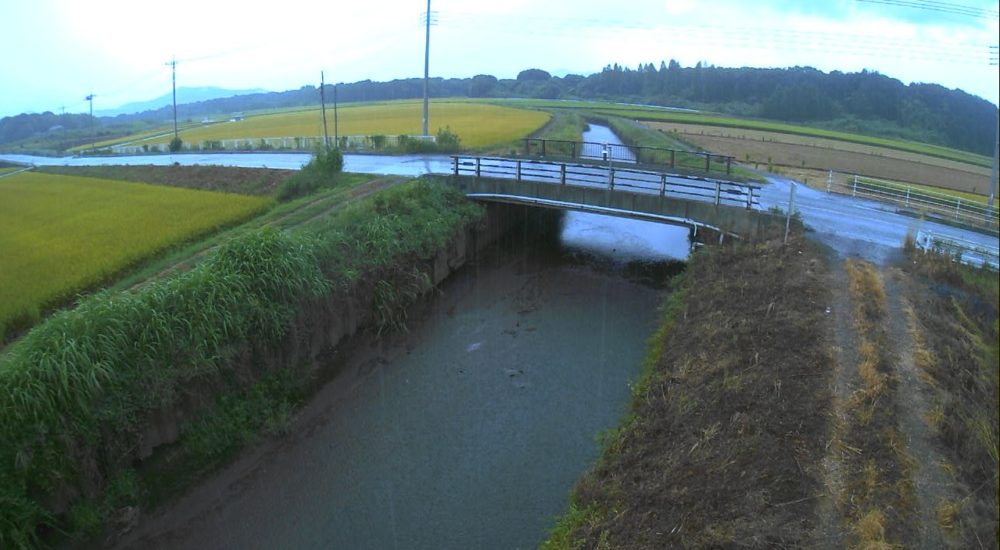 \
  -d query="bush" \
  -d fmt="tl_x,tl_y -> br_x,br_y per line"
435,126 -> 462,152
275,145 -> 344,201
168,137 -> 183,153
